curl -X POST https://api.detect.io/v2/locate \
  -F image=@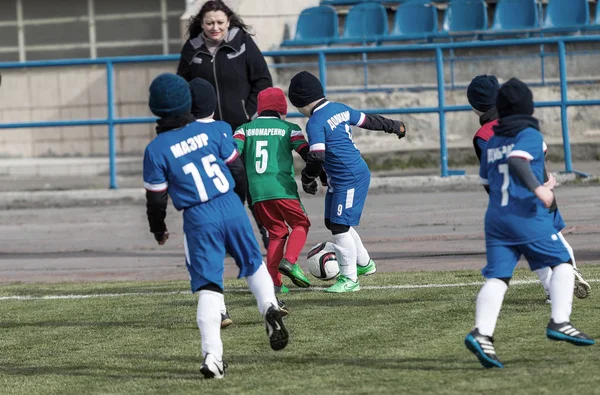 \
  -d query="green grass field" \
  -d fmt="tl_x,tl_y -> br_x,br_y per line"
1,267 -> 599,395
